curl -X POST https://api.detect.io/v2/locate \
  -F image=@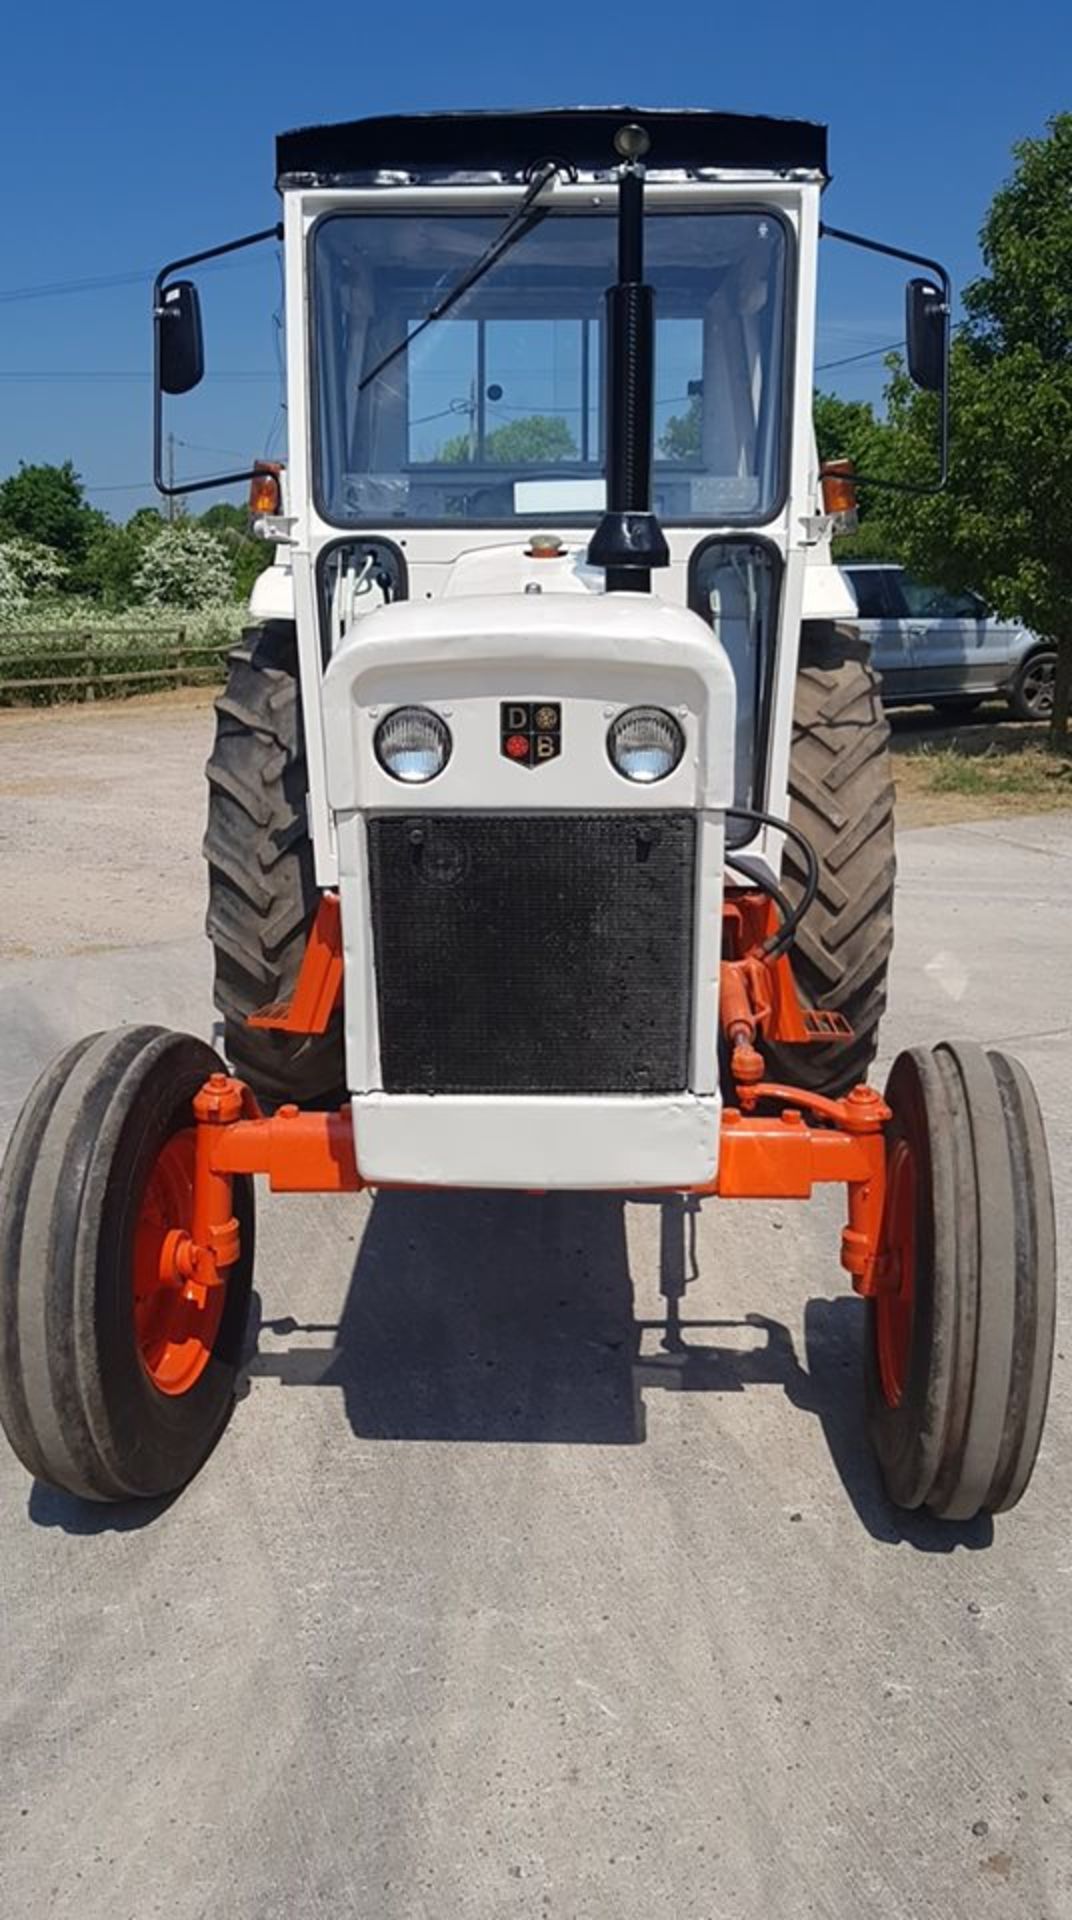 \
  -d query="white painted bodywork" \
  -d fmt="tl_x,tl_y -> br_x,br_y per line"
323,594 -> 734,1187
259,162 -> 839,1186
